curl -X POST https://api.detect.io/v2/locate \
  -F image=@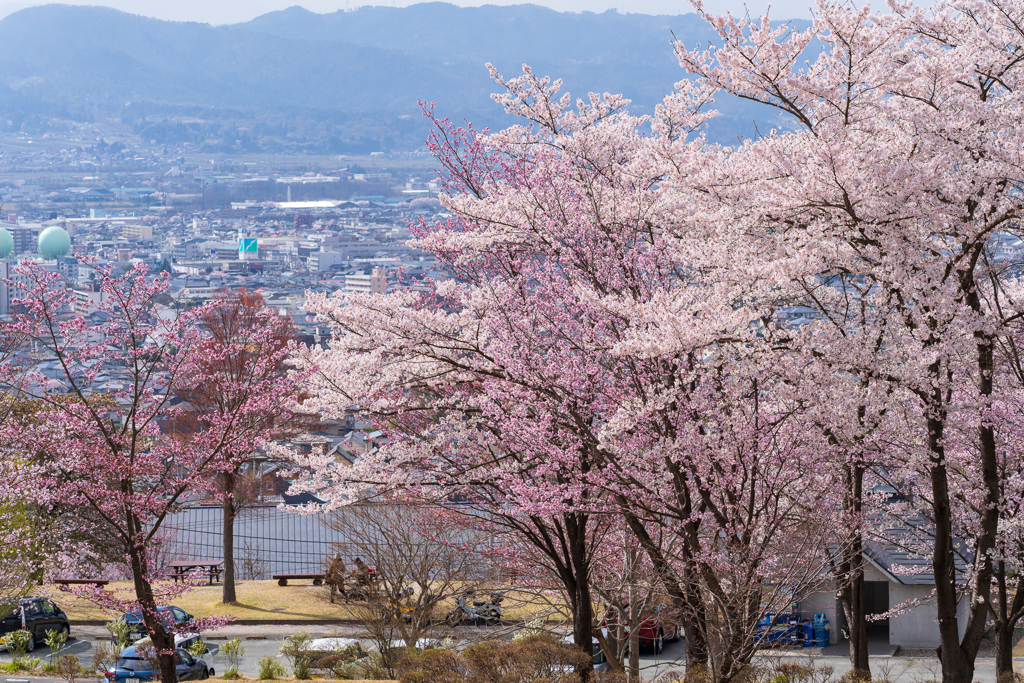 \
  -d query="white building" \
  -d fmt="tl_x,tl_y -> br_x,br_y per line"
801,539 -> 969,649
345,268 -> 388,295
308,251 -> 346,273
122,224 -> 153,241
